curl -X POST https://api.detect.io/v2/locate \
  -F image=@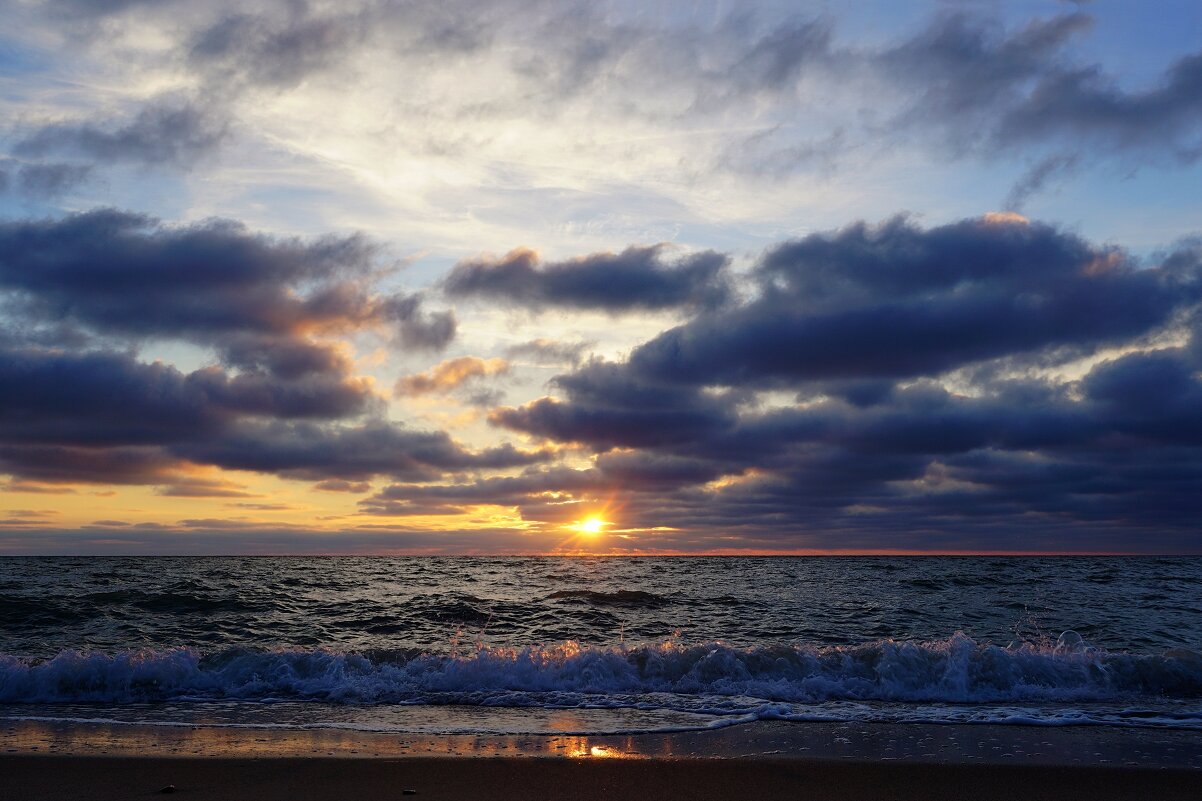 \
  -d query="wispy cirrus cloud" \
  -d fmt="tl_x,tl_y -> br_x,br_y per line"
13,1 -> 1200,222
